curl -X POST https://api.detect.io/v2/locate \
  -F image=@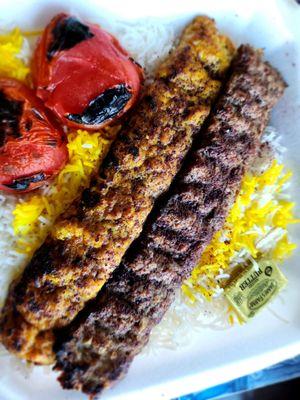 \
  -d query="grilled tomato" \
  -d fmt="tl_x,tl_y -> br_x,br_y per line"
0,78 -> 68,193
32,13 -> 144,130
